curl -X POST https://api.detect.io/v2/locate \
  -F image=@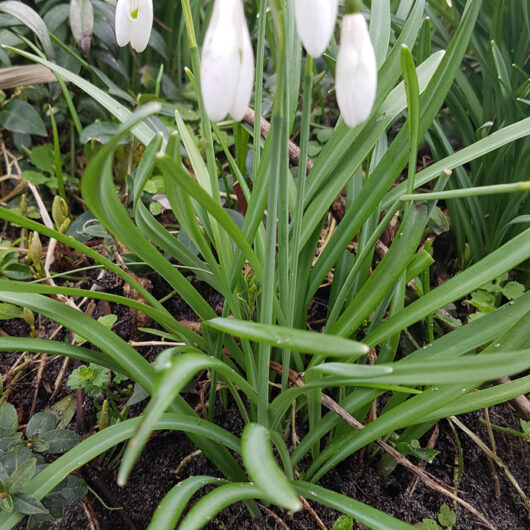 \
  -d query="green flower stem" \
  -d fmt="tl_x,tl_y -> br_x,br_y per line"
257,0 -> 288,426
345,0 -> 363,15
399,181 -> 530,201
283,55 -> 314,390
253,0 -> 267,170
